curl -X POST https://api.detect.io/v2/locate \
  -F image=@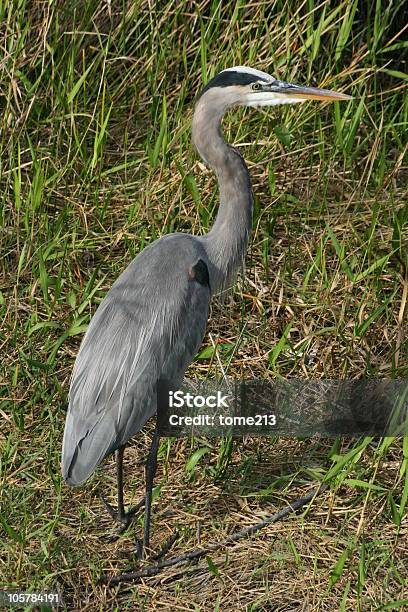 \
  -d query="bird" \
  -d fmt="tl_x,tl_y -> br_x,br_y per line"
61,66 -> 351,557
